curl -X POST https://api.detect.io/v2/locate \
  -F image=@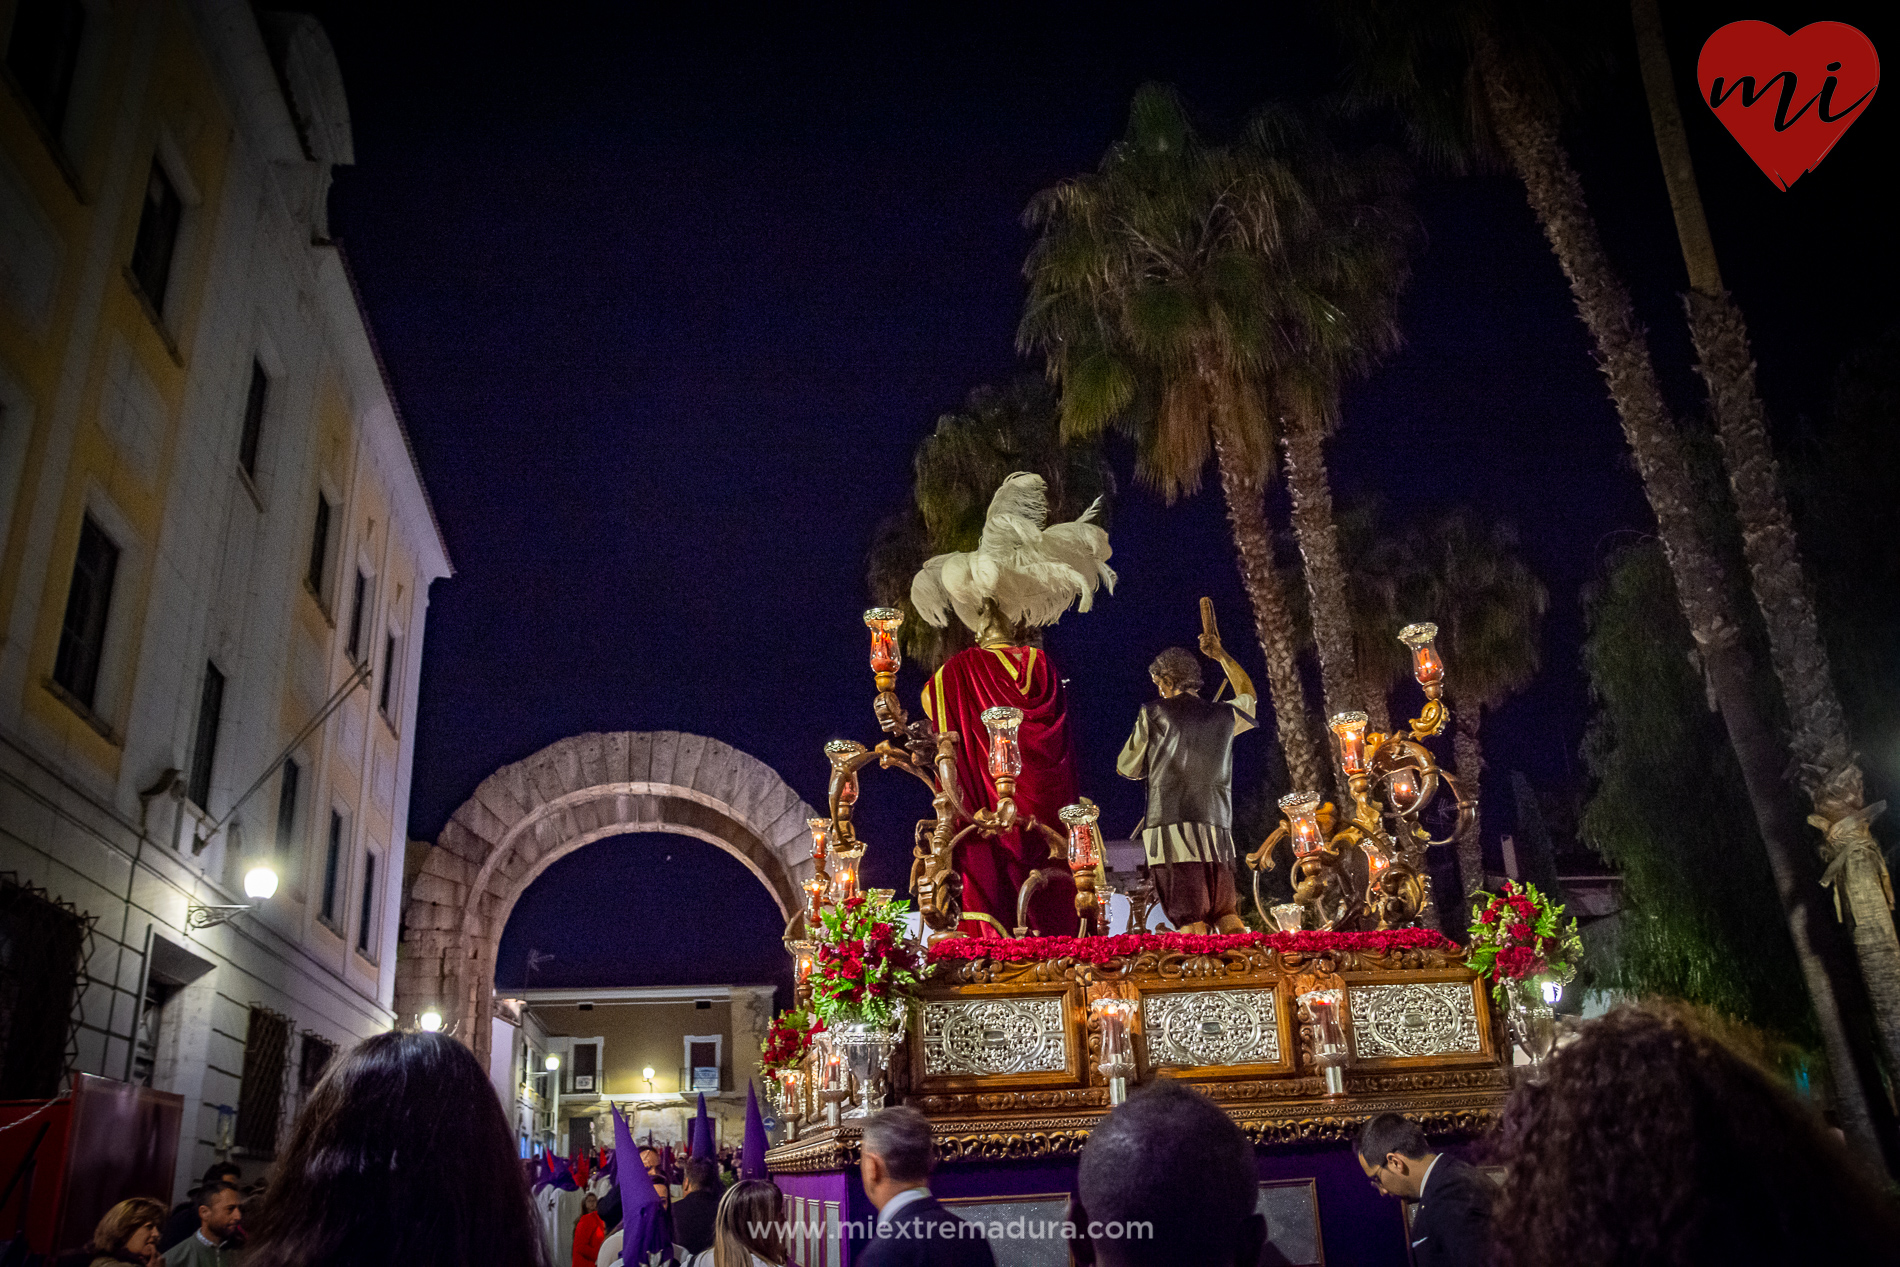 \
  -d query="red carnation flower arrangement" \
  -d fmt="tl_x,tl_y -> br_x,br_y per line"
926,927 -> 1455,967
809,890 -> 925,1028
760,1007 -> 822,1075
1466,880 -> 1582,1004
